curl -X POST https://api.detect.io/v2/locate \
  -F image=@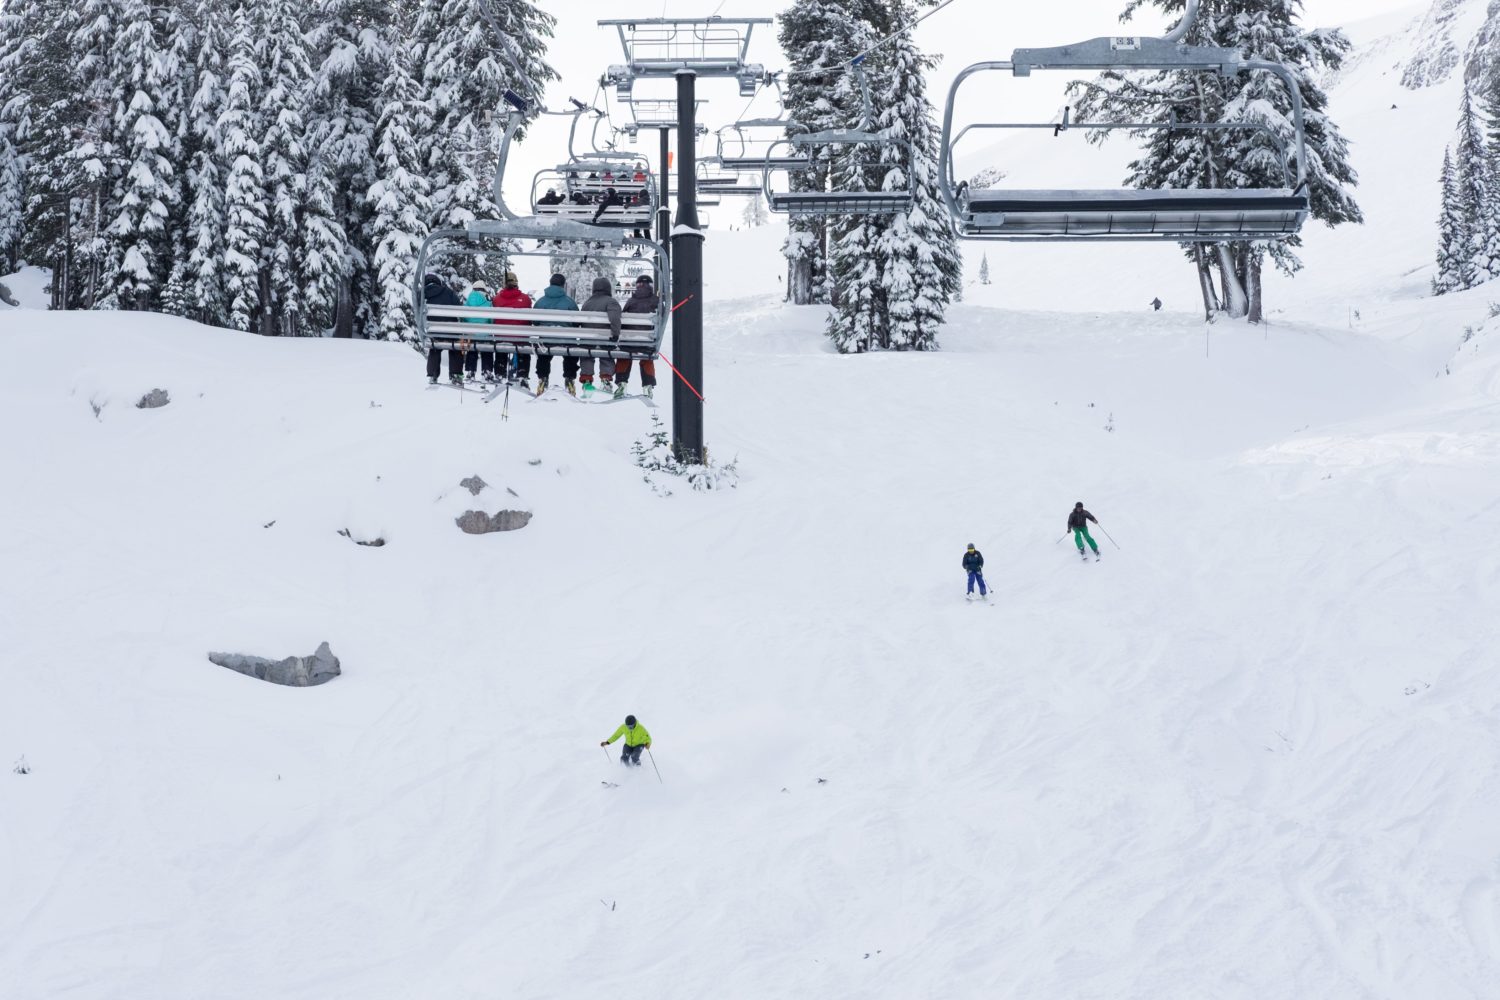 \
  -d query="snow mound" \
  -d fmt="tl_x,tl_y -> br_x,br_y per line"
0,265 -> 51,310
